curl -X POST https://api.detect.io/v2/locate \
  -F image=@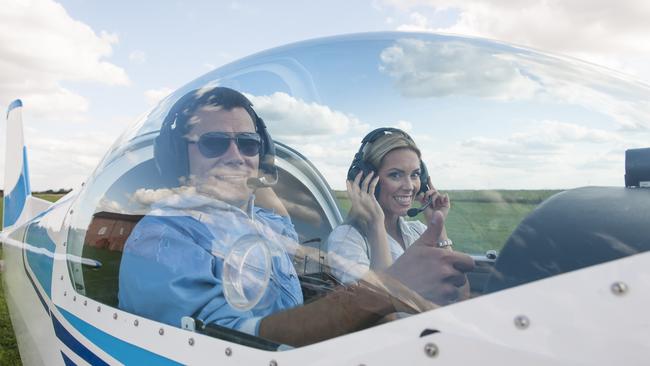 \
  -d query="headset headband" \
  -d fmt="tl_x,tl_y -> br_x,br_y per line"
347,127 -> 429,194
154,87 -> 276,186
